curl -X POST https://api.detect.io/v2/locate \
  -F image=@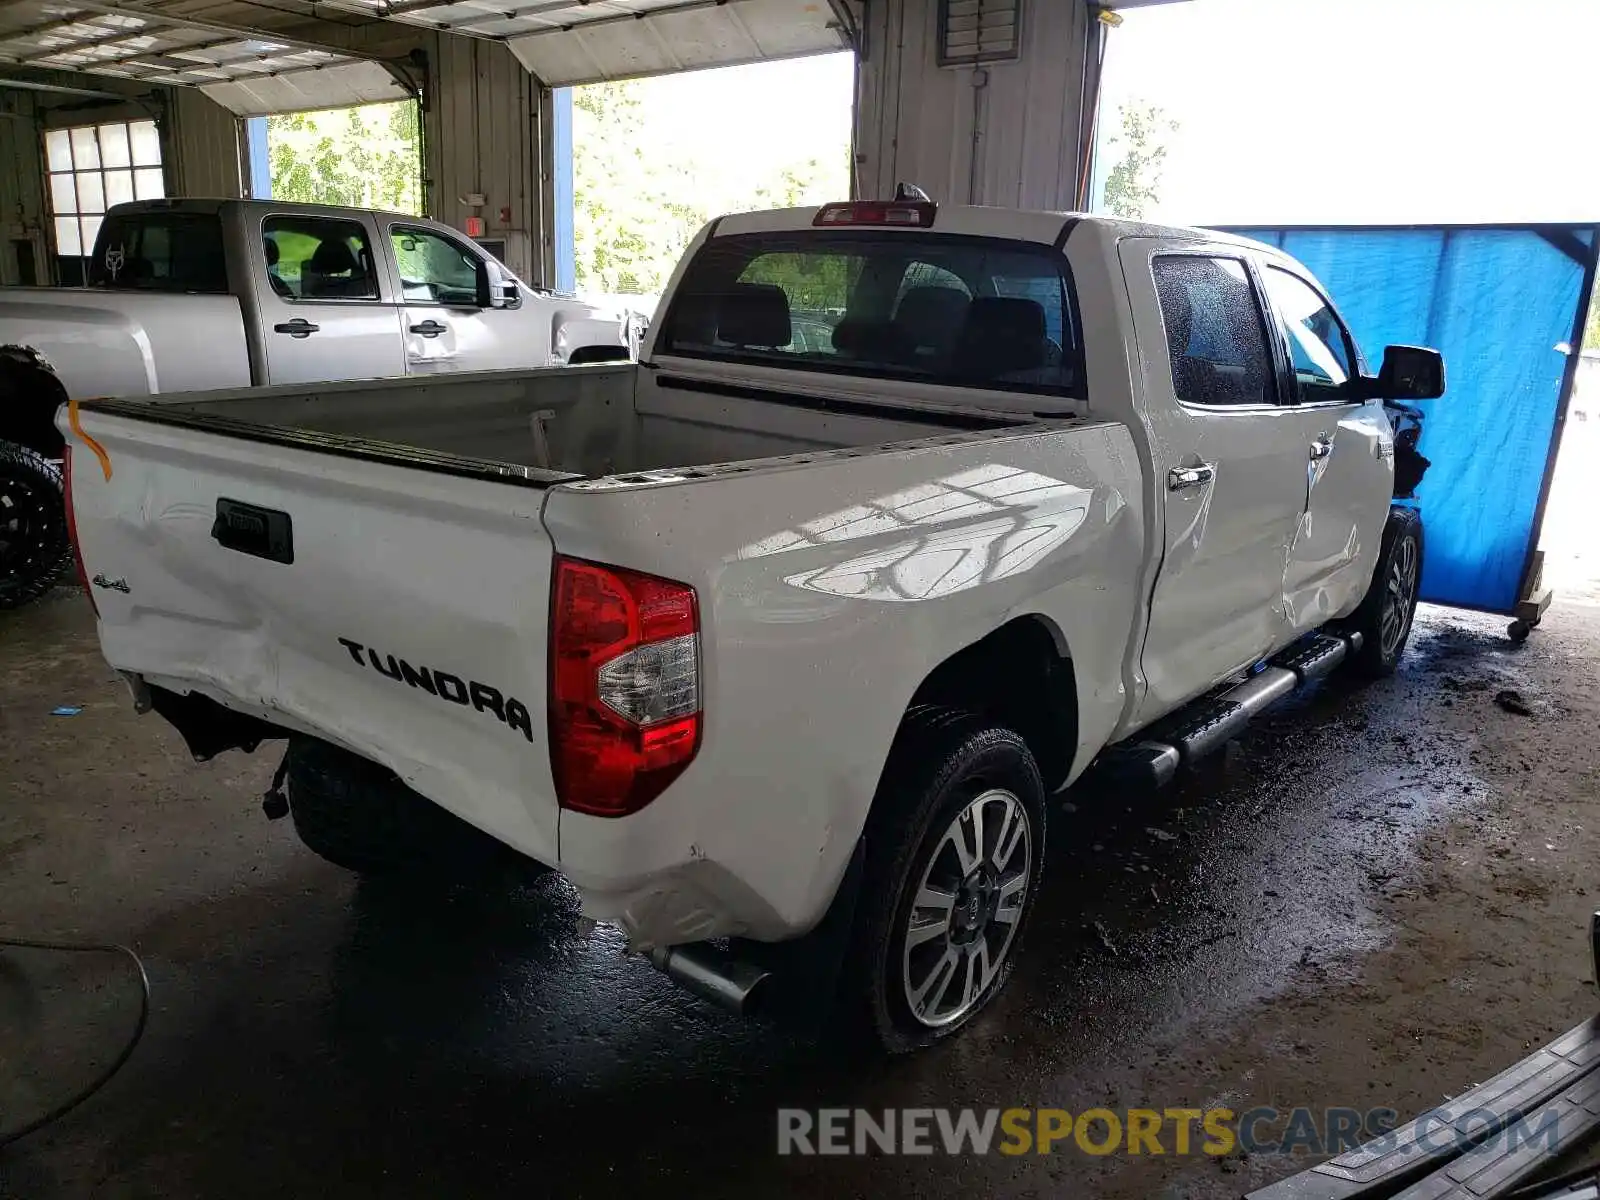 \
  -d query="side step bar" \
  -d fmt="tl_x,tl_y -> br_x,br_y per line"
1245,1014 -> 1600,1200
1099,631 -> 1361,789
